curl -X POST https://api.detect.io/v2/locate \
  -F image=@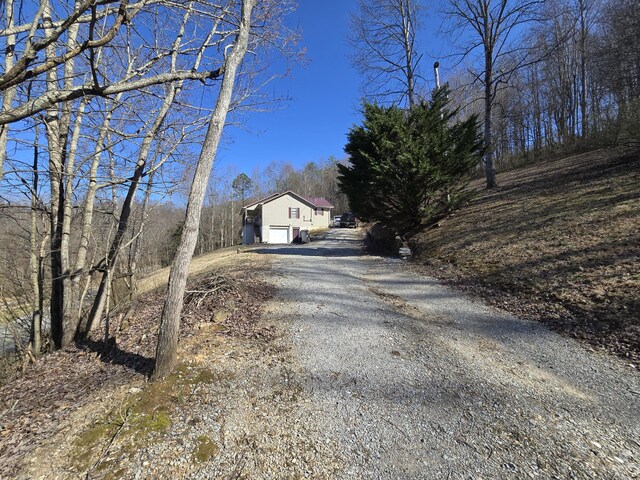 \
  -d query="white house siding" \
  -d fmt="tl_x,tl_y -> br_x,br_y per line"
261,194 -> 309,243
311,207 -> 331,229
244,192 -> 332,244
262,194 -> 313,227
